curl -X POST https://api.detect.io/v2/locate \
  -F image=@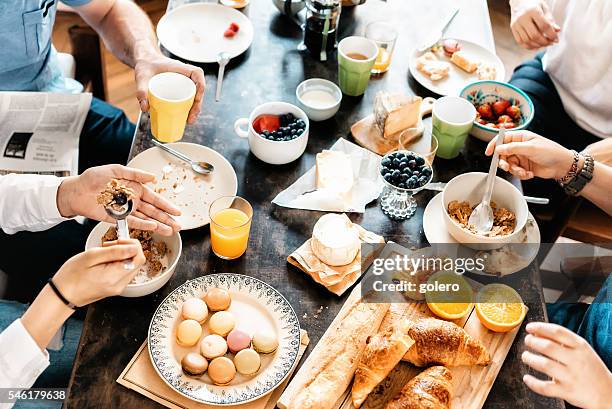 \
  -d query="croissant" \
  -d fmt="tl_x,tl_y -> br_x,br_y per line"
403,318 -> 491,367
385,366 -> 453,409
352,319 -> 414,408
